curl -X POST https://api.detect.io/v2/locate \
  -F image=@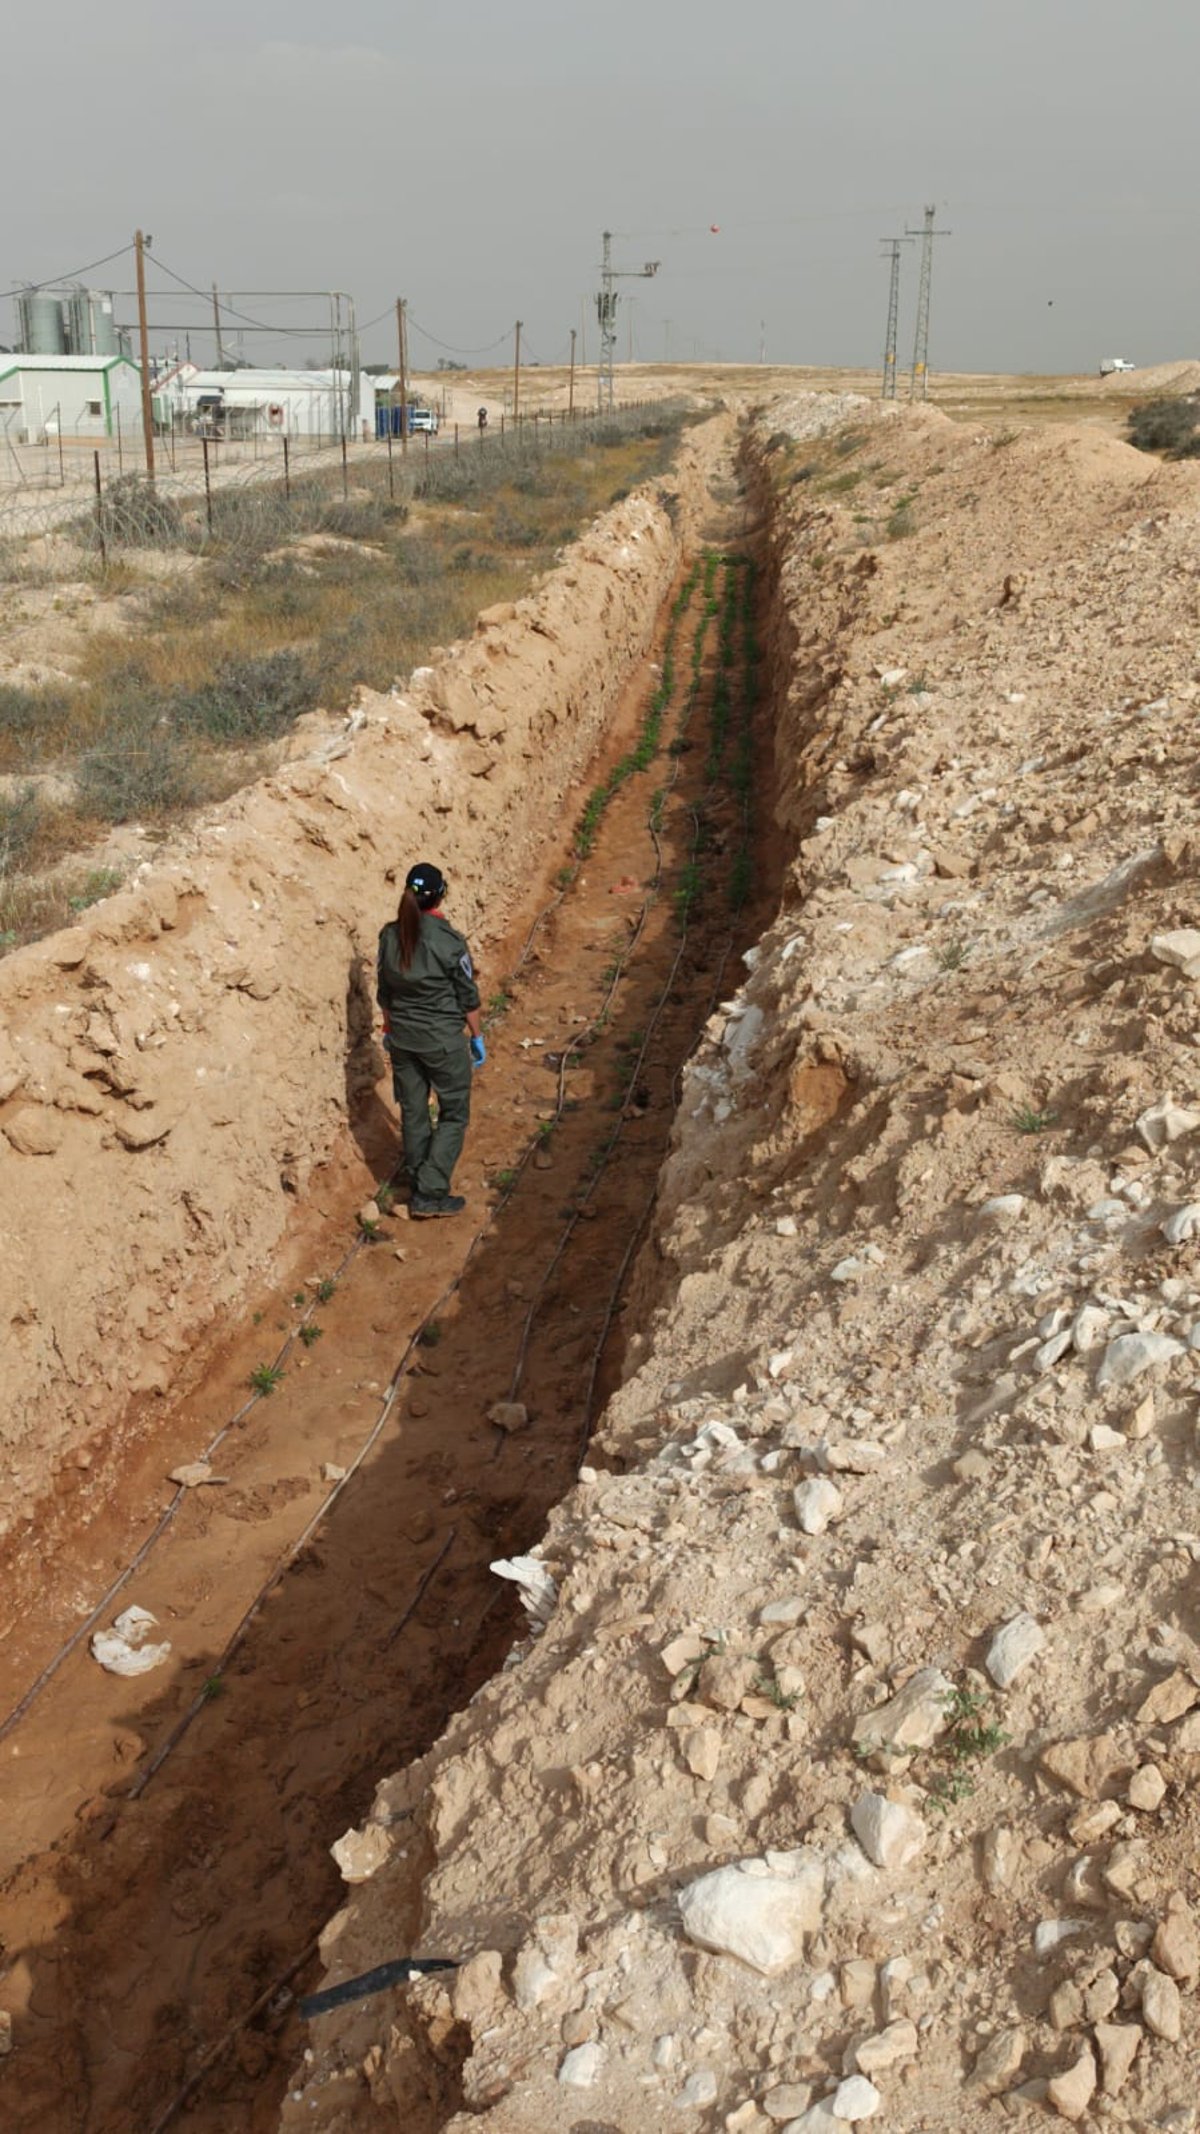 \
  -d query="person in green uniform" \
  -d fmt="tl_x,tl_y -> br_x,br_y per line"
377,862 -> 484,1219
